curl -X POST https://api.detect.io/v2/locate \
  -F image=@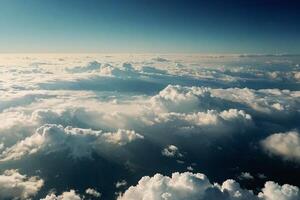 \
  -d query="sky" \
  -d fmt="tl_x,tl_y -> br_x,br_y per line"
0,0 -> 300,53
